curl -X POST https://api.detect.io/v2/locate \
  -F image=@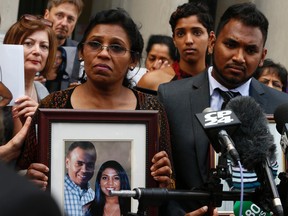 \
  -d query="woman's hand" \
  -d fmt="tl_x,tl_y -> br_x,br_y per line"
13,96 -> 38,123
185,206 -> 218,216
147,60 -> 171,72
26,163 -> 49,190
150,150 -> 173,188
0,116 -> 32,162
